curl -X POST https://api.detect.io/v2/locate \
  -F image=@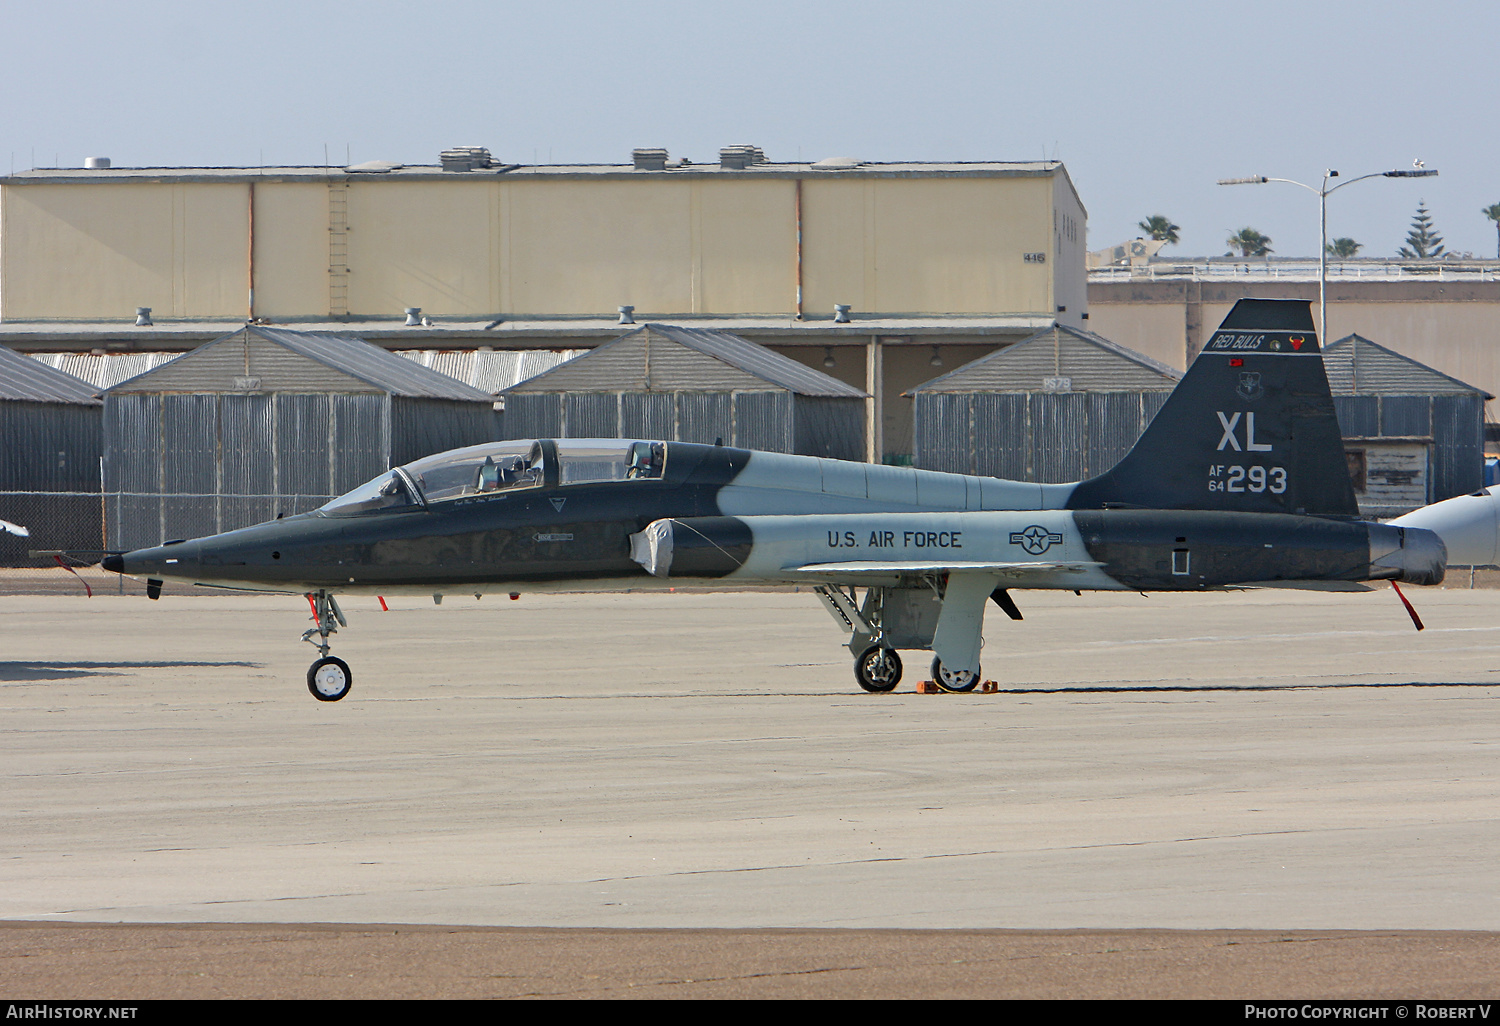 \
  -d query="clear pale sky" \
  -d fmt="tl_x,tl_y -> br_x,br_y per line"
5,0 -> 1497,260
